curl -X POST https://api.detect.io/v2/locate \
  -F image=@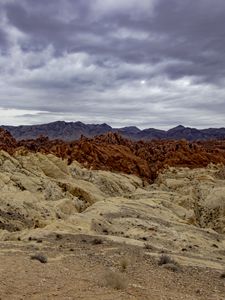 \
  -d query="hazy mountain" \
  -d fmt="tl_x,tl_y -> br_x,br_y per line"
1,121 -> 225,141
1,121 -> 113,141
